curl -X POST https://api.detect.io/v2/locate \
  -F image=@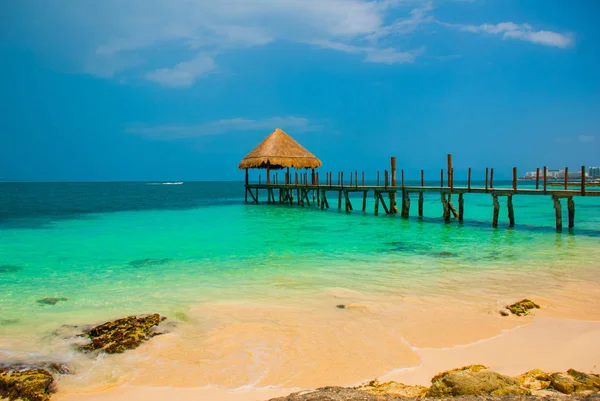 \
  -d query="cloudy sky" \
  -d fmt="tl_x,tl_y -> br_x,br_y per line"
1,0 -> 599,181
